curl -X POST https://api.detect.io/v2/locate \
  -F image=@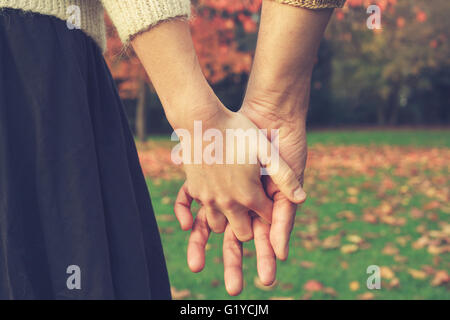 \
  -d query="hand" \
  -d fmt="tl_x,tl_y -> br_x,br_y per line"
233,0 -> 332,259
175,89 -> 309,296
174,98 -> 306,242
132,19 -> 305,242
241,86 -> 308,260
176,204 -> 276,296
